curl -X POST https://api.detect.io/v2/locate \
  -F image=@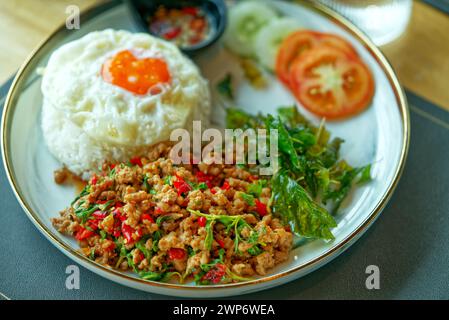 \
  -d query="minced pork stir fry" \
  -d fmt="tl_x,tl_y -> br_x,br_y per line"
52,142 -> 293,284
